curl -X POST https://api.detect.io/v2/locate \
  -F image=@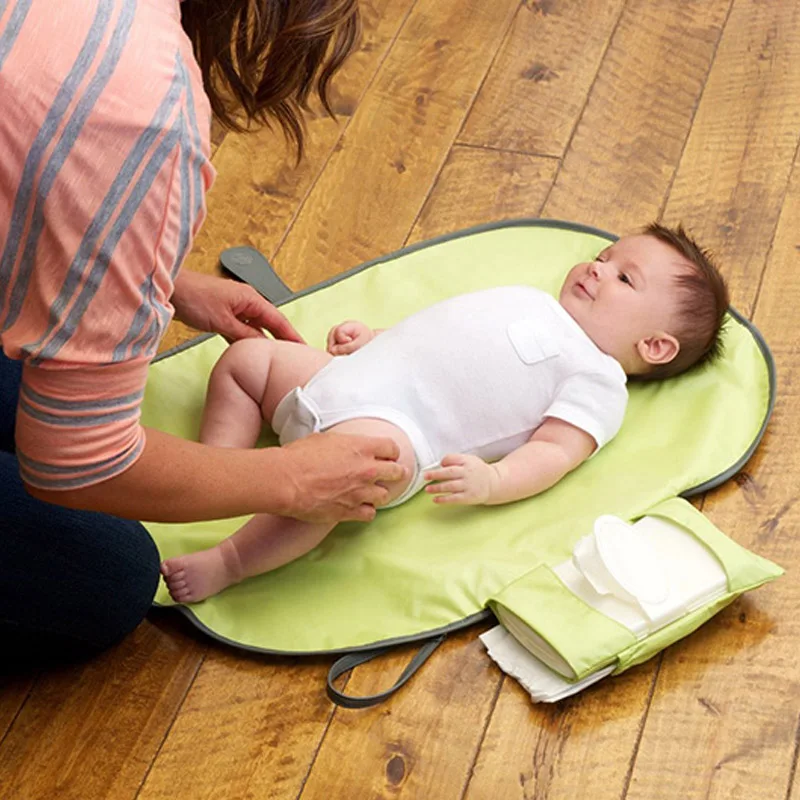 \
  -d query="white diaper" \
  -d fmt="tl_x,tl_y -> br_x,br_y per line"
272,385 -> 438,509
